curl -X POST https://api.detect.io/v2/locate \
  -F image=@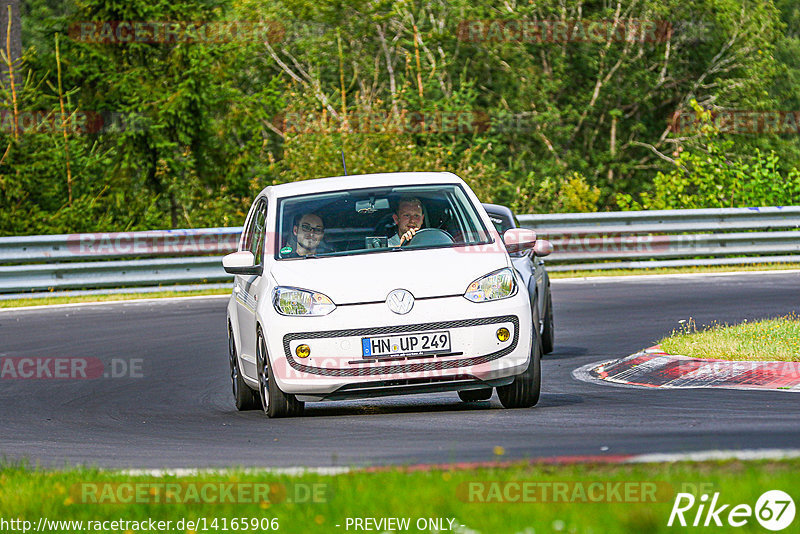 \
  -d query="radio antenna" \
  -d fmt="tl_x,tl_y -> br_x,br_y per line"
341,150 -> 348,175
